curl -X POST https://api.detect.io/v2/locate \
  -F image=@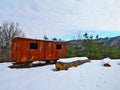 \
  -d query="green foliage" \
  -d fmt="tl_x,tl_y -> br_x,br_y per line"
66,47 -> 77,58
101,46 -> 120,59
80,39 -> 104,59
52,38 -> 57,41
67,33 -> 120,59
